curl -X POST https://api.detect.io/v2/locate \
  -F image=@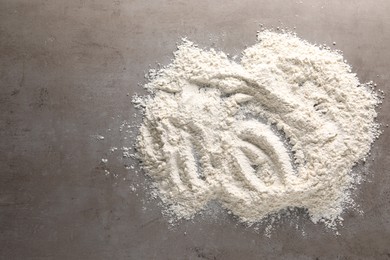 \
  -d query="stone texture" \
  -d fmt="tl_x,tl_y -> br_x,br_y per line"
1,0 -> 390,259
